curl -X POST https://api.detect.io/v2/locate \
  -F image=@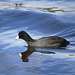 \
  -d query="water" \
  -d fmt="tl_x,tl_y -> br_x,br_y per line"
0,0 -> 75,75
